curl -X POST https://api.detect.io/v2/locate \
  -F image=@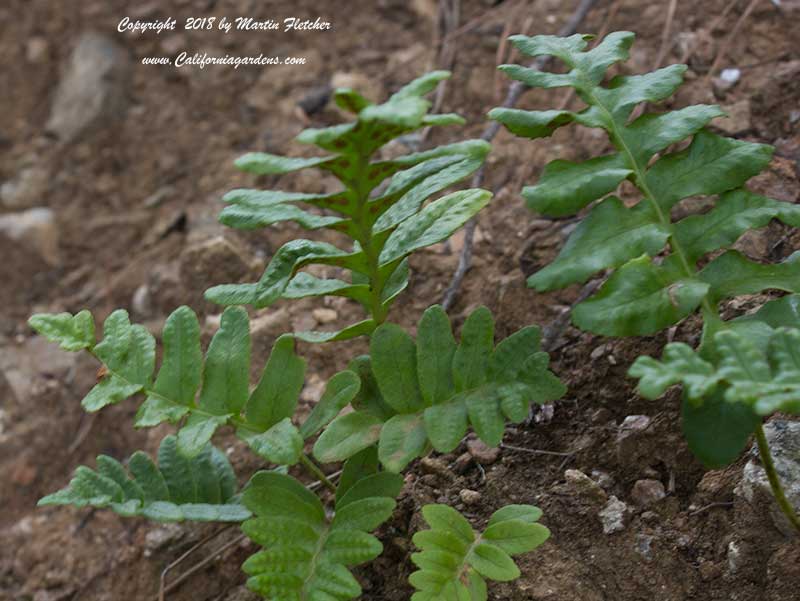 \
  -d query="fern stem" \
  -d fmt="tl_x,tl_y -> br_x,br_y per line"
754,422 -> 800,533
300,453 -> 337,493
352,155 -> 389,326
